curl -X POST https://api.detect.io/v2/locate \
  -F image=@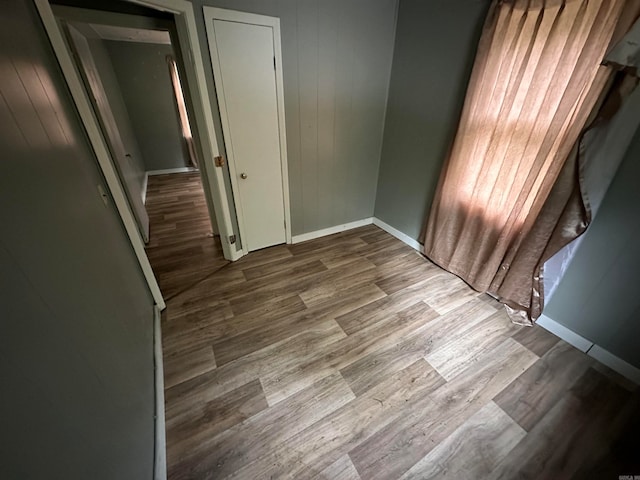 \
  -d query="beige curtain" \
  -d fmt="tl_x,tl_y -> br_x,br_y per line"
422,0 -> 638,324
167,55 -> 198,168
